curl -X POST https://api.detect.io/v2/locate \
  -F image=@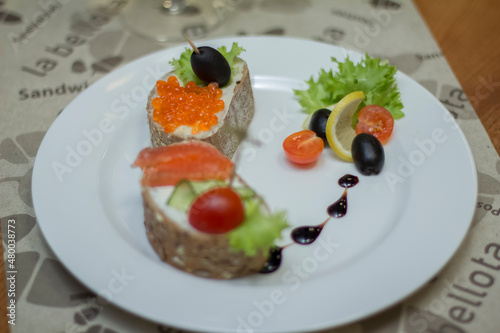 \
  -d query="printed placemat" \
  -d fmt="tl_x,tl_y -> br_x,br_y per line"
1,0 -> 499,332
